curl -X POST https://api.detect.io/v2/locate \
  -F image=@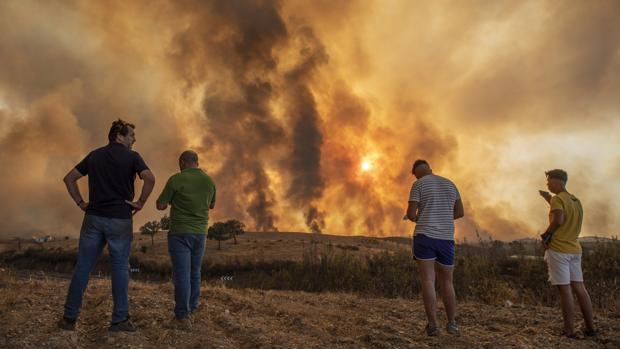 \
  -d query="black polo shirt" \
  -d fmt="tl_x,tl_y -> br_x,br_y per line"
75,142 -> 149,219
